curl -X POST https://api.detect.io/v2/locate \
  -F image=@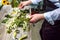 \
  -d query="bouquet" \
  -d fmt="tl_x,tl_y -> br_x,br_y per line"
0,0 -> 31,40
